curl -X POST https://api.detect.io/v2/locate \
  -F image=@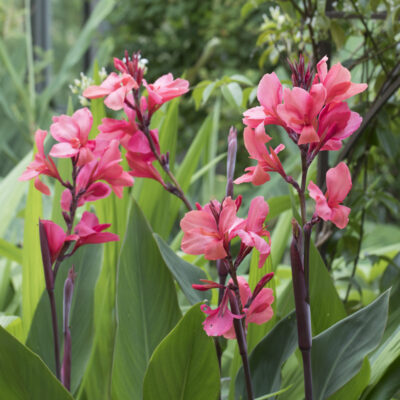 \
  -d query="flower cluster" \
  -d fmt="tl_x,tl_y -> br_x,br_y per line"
194,275 -> 274,338
180,196 -> 271,269
181,196 -> 274,338
20,107 -> 132,255
83,53 -> 189,187
238,55 -> 367,228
